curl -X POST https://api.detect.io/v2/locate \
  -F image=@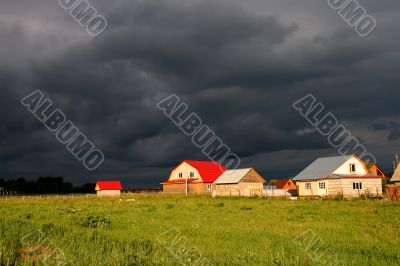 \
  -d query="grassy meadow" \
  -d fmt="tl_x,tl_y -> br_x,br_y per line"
0,194 -> 399,265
